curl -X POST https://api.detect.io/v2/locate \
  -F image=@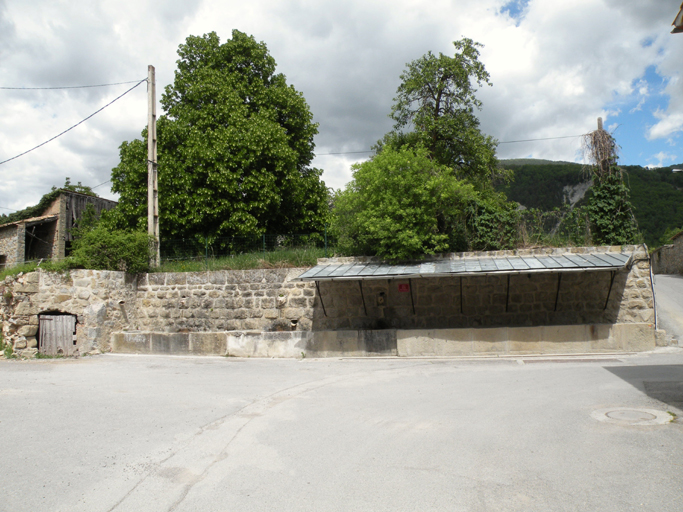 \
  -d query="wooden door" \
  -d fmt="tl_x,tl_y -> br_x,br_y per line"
39,315 -> 77,356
